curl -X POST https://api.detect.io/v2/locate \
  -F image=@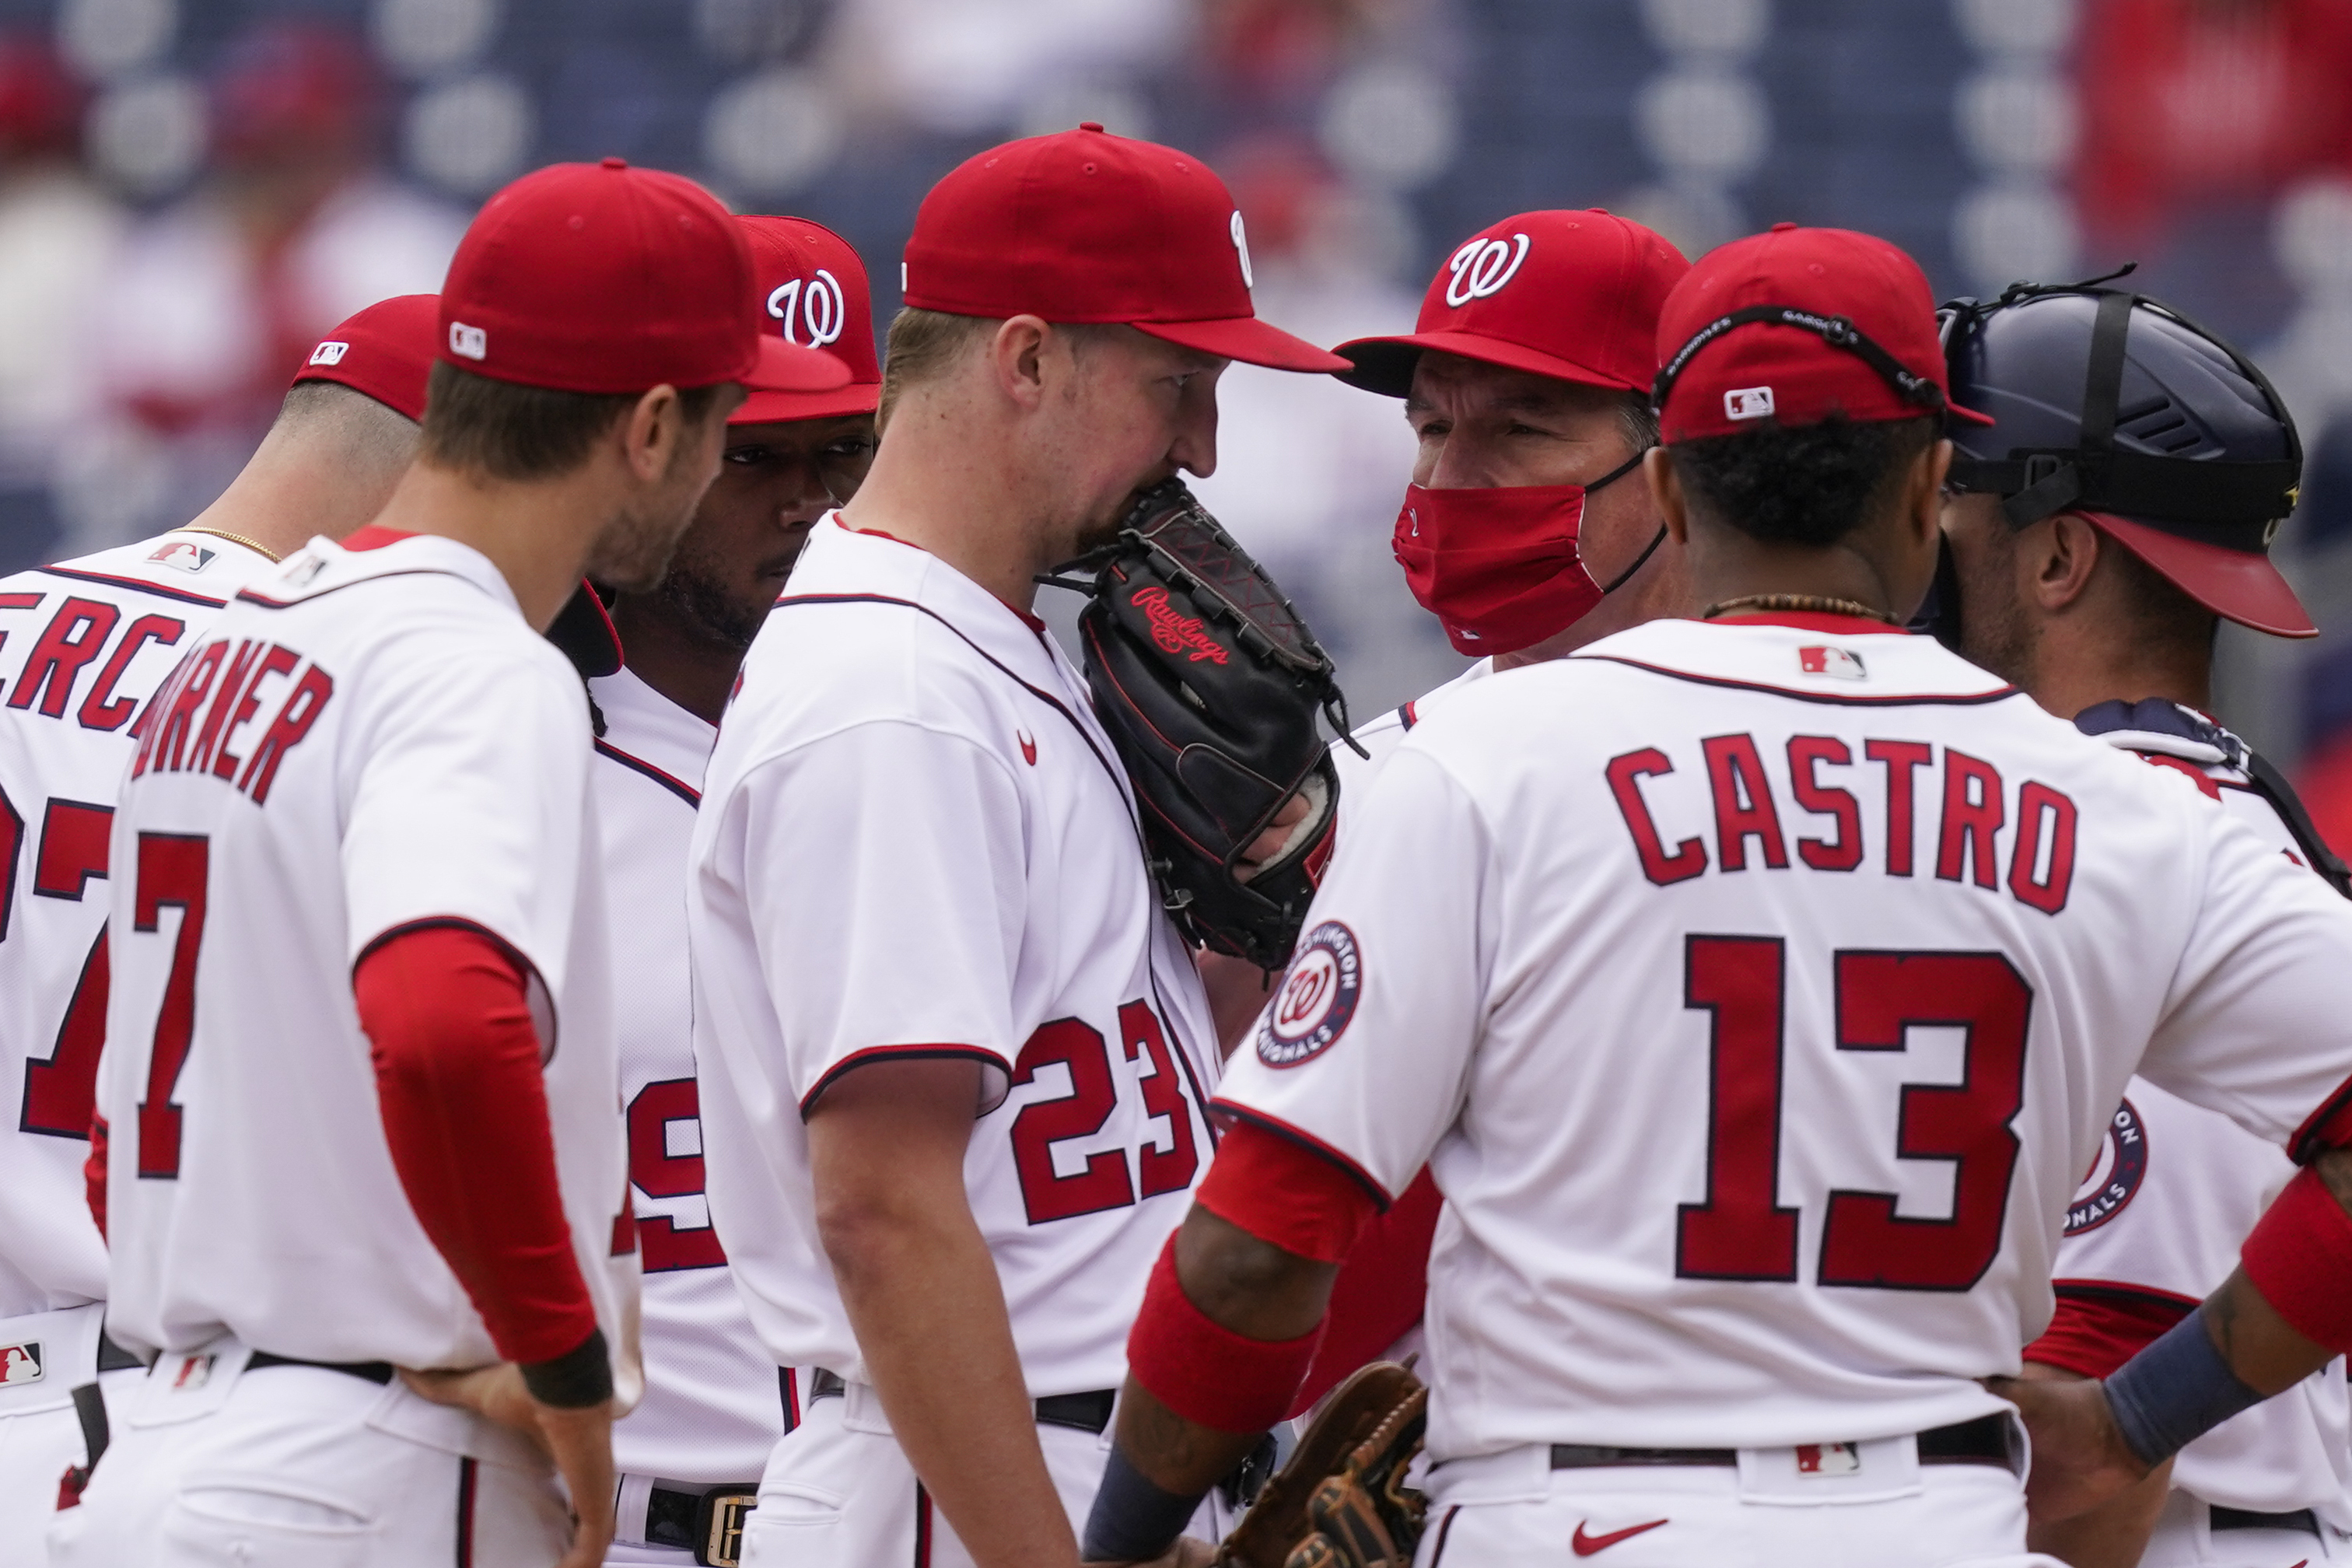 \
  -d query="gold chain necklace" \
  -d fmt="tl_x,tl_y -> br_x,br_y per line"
175,527 -> 282,564
1701,593 -> 1901,625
